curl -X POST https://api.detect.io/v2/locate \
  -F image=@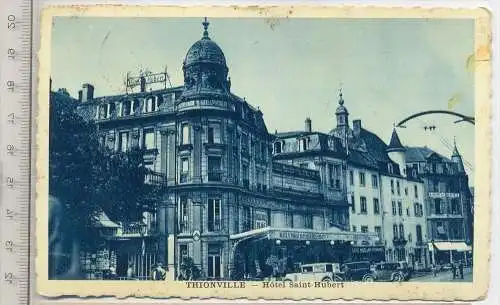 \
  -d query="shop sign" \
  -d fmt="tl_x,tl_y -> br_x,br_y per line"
428,192 -> 460,199
269,229 -> 355,241
351,246 -> 385,254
